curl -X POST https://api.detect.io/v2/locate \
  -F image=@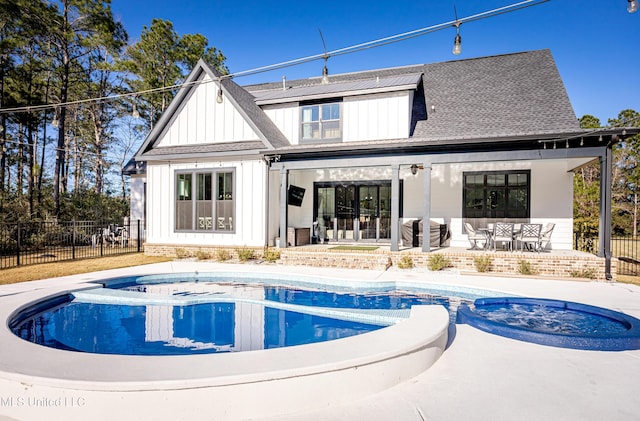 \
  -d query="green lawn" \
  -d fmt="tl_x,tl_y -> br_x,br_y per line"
0,253 -> 171,284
